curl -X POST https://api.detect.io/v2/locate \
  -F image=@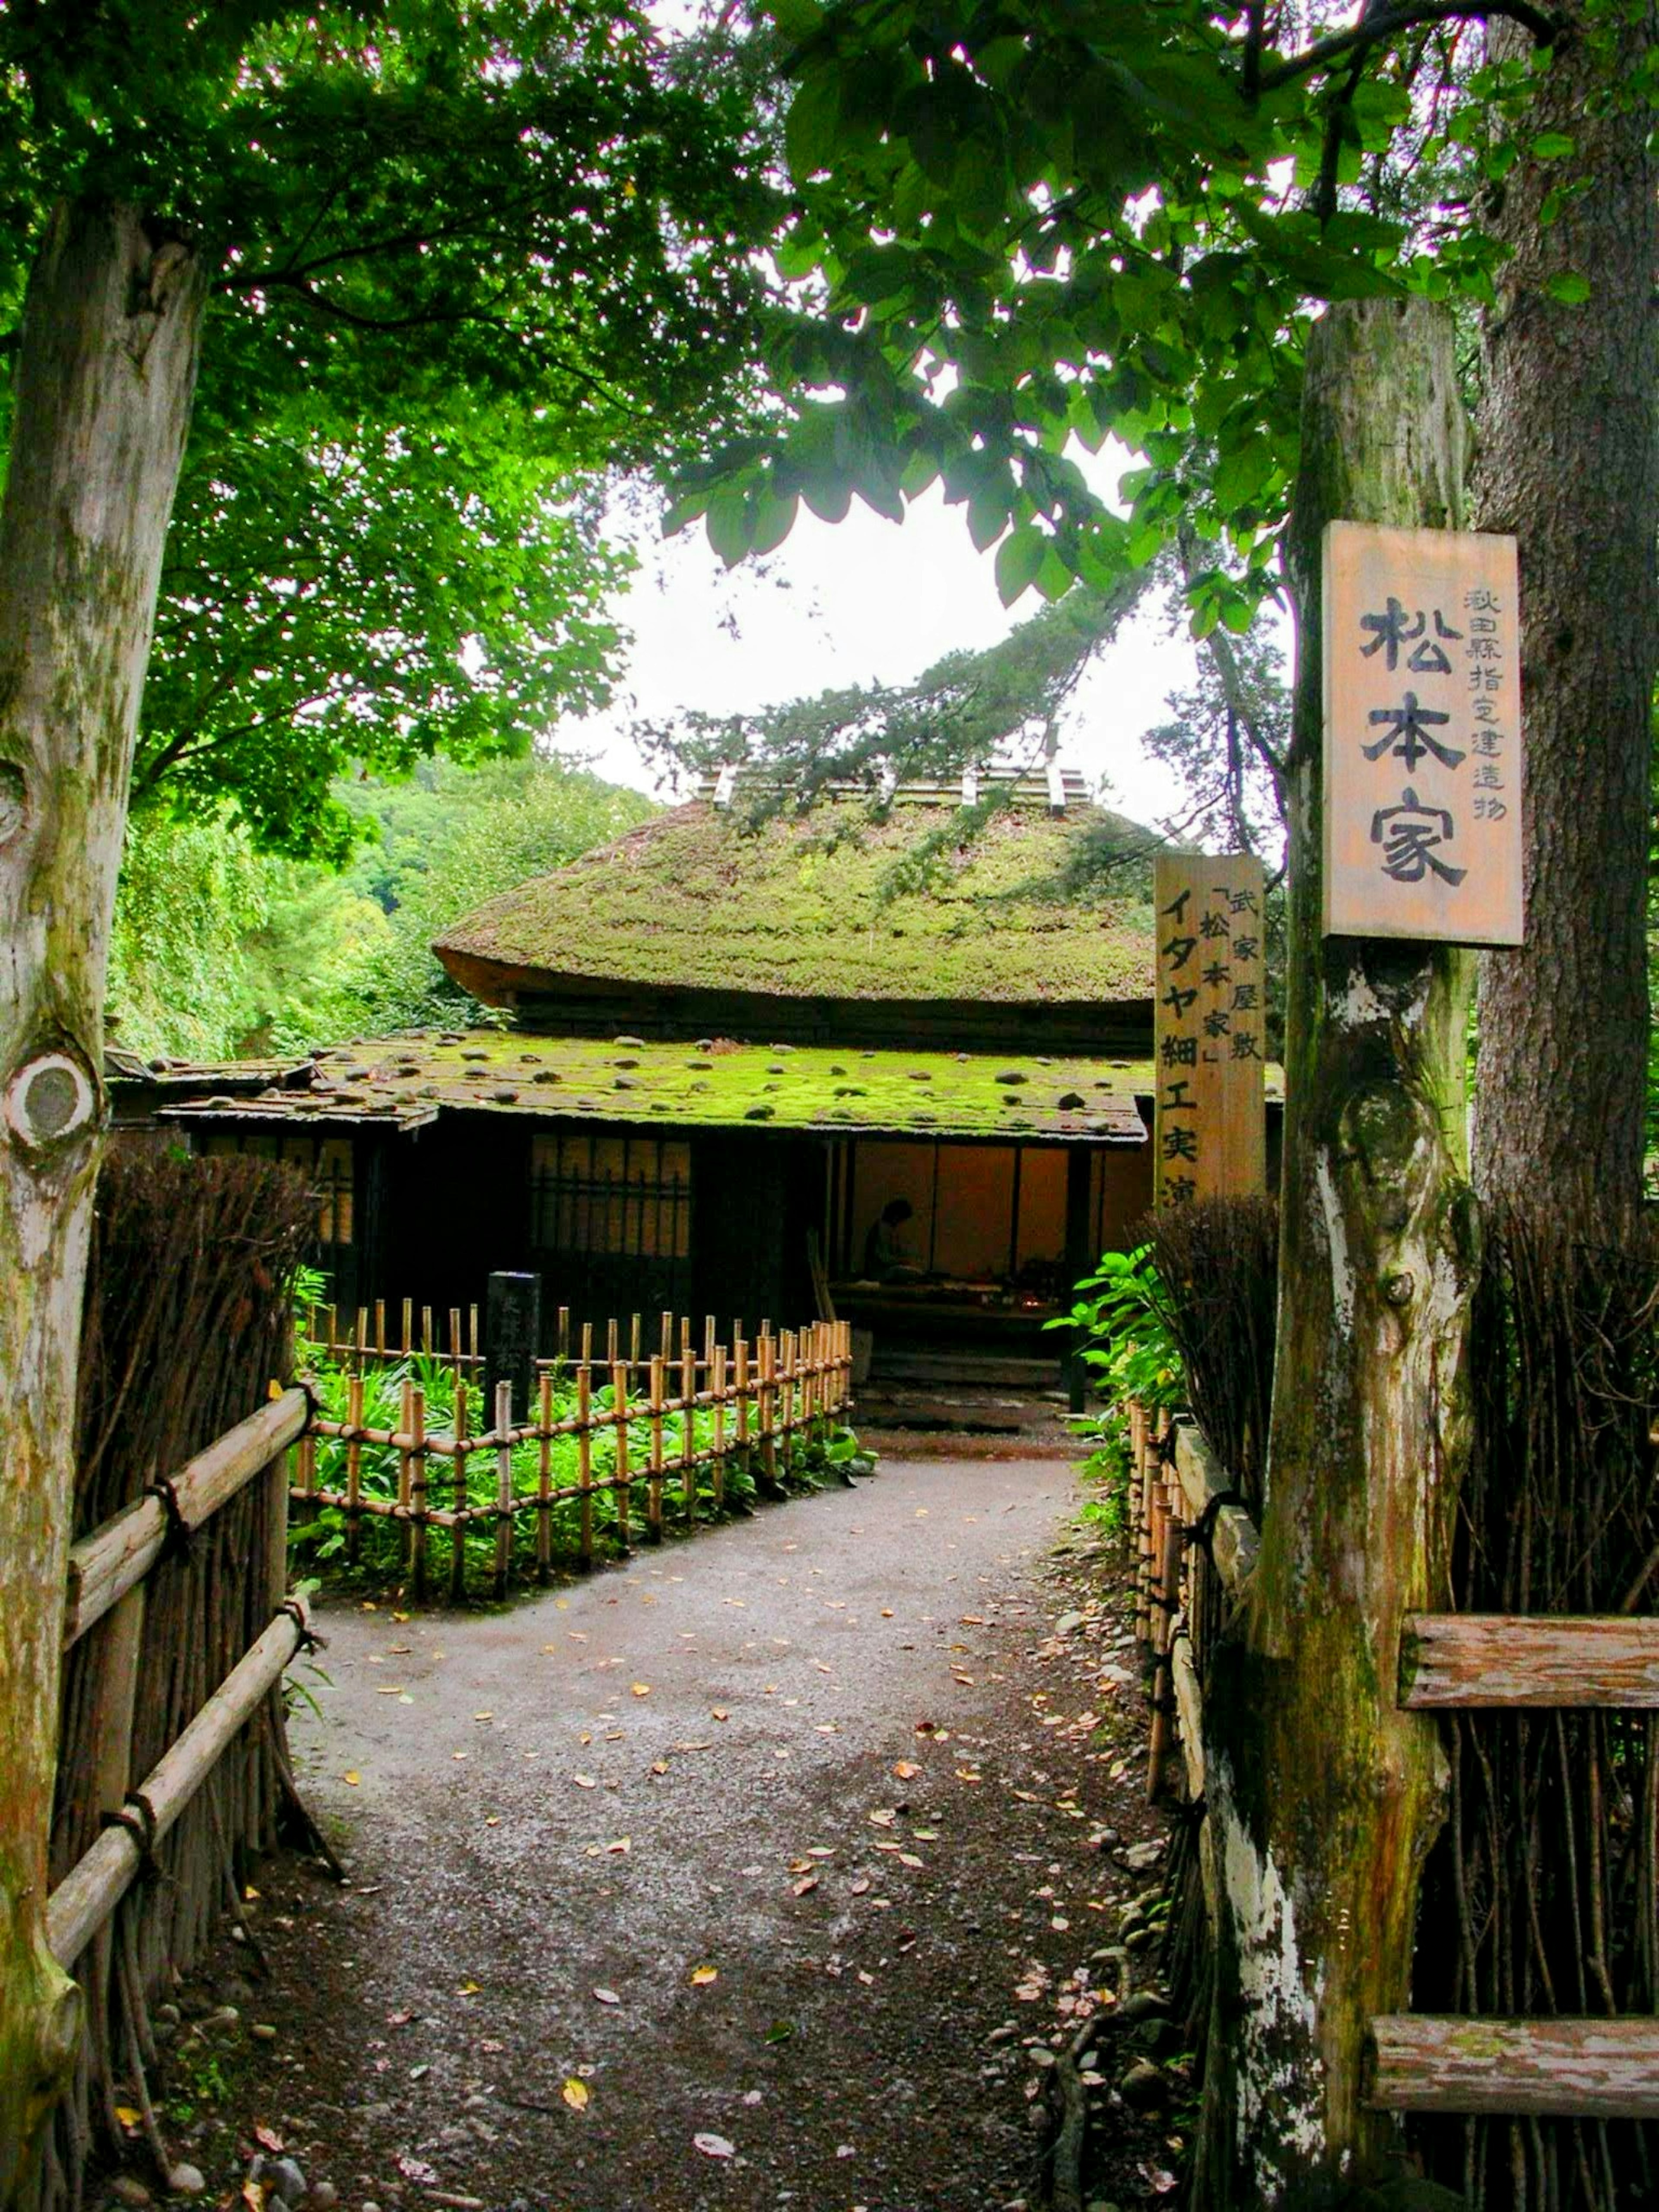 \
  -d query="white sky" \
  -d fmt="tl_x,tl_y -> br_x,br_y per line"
564,475 -> 1201,827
